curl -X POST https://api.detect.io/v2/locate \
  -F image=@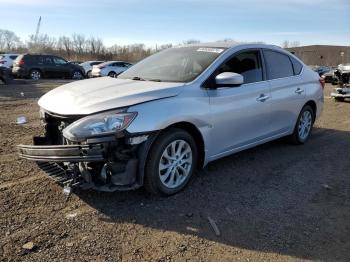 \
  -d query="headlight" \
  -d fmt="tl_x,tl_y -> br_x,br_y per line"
62,111 -> 137,141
